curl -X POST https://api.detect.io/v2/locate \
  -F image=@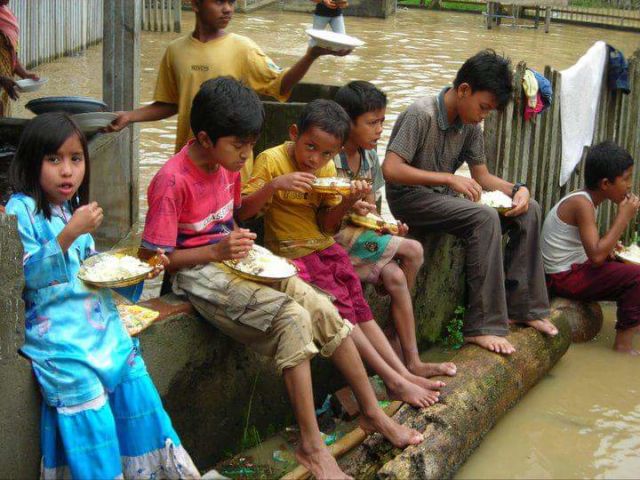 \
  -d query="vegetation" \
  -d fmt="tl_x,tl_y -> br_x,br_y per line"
441,306 -> 465,350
